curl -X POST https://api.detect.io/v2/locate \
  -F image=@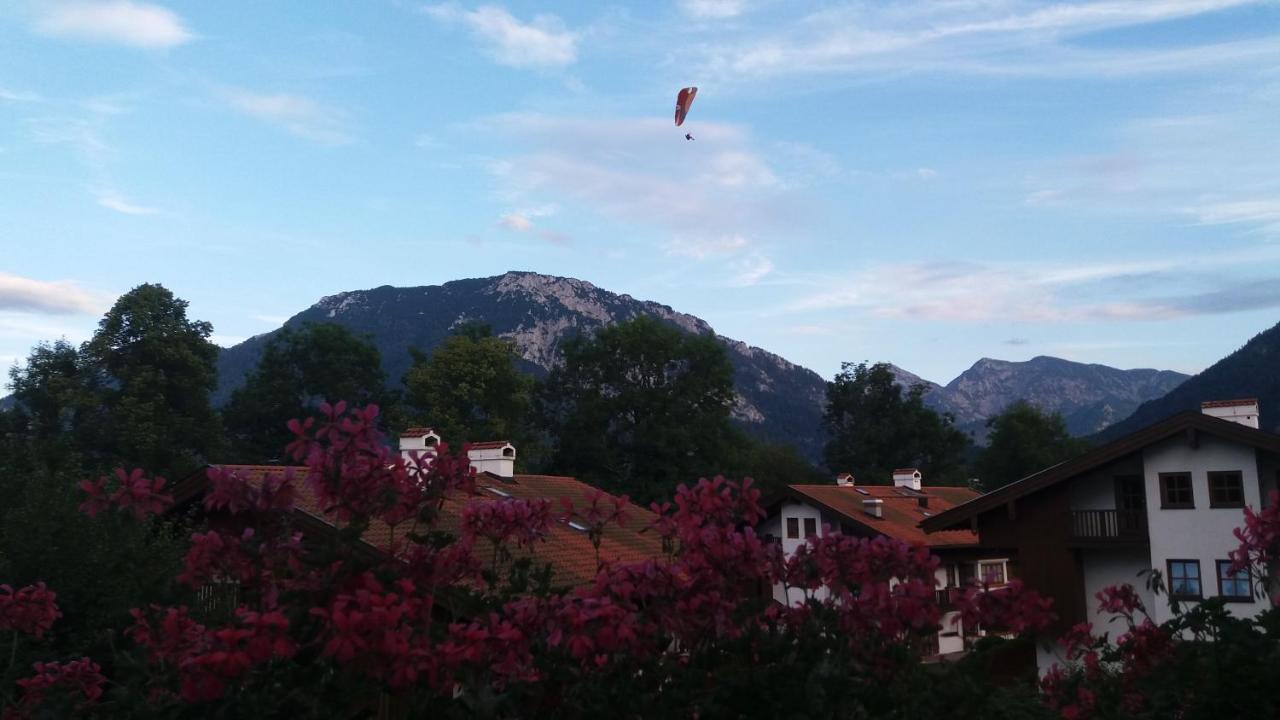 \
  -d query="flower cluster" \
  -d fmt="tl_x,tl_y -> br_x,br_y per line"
78,468 -> 173,519
9,658 -> 105,715
0,583 -> 60,639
